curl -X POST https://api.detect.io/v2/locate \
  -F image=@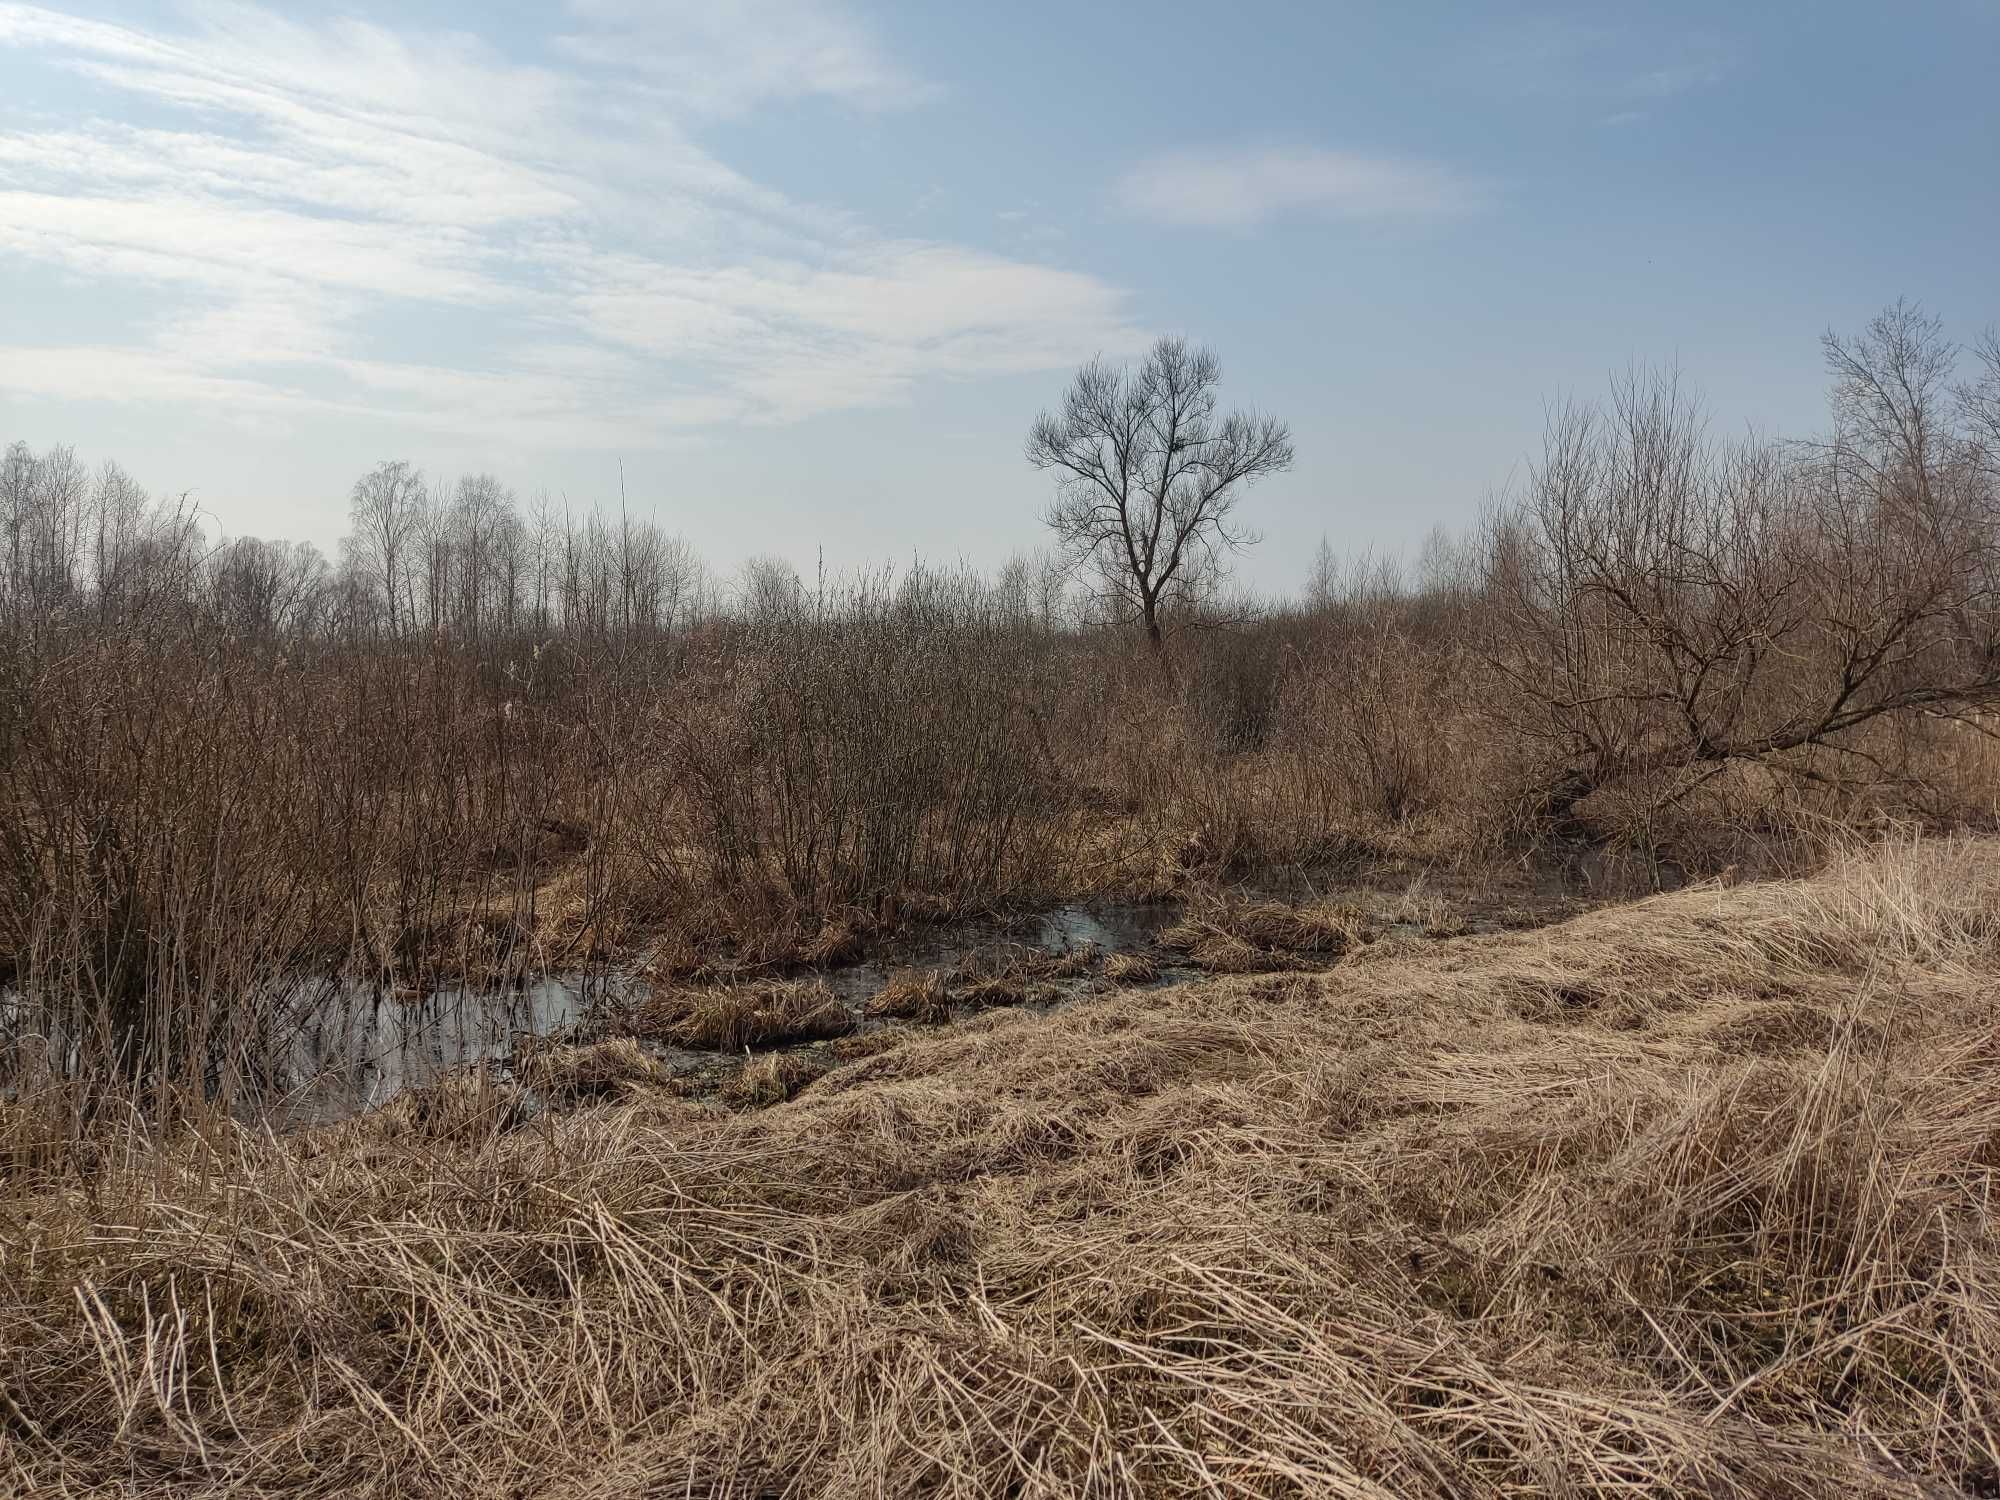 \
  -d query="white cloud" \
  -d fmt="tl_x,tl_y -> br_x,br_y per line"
1471,19 -> 1740,107
1628,49 -> 1737,100
0,2 -> 1132,445
557,0 -> 938,115
1116,146 -> 1483,231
